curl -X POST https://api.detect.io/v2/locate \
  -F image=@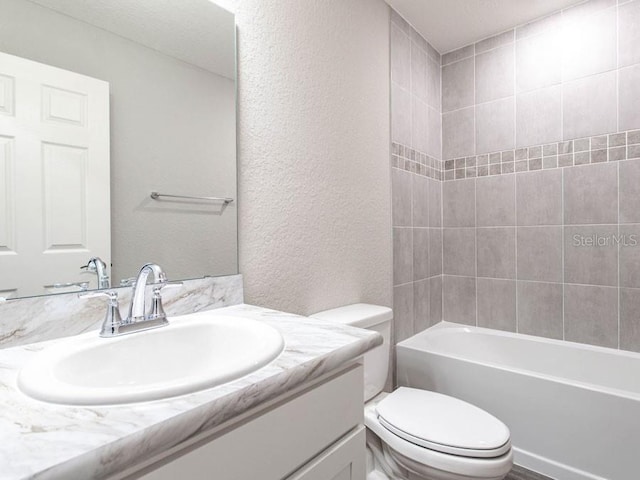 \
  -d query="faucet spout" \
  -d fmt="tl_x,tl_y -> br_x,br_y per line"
82,257 -> 110,289
127,263 -> 167,322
